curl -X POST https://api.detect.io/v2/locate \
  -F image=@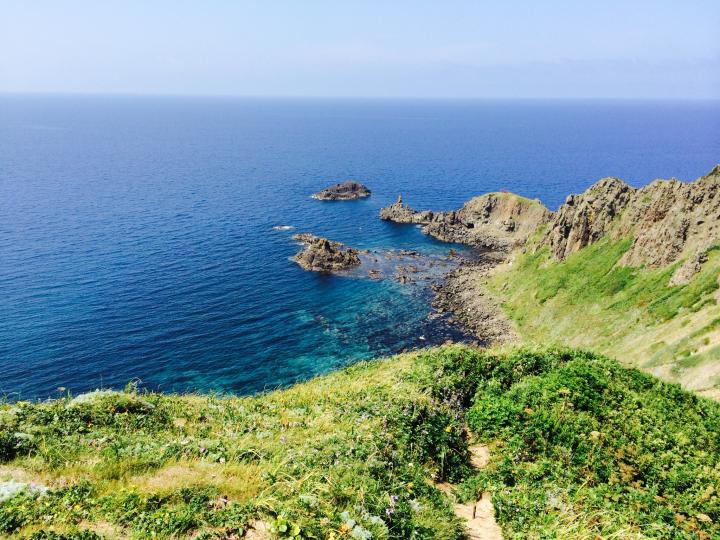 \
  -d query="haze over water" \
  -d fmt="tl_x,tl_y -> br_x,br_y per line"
1,96 -> 719,399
